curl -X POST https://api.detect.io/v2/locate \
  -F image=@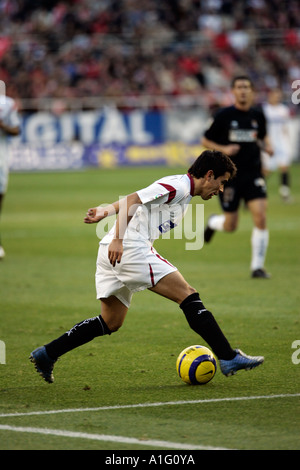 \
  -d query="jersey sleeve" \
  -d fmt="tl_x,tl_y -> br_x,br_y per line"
3,99 -> 20,128
257,110 -> 267,140
137,182 -> 175,206
203,110 -> 225,142
137,175 -> 189,206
